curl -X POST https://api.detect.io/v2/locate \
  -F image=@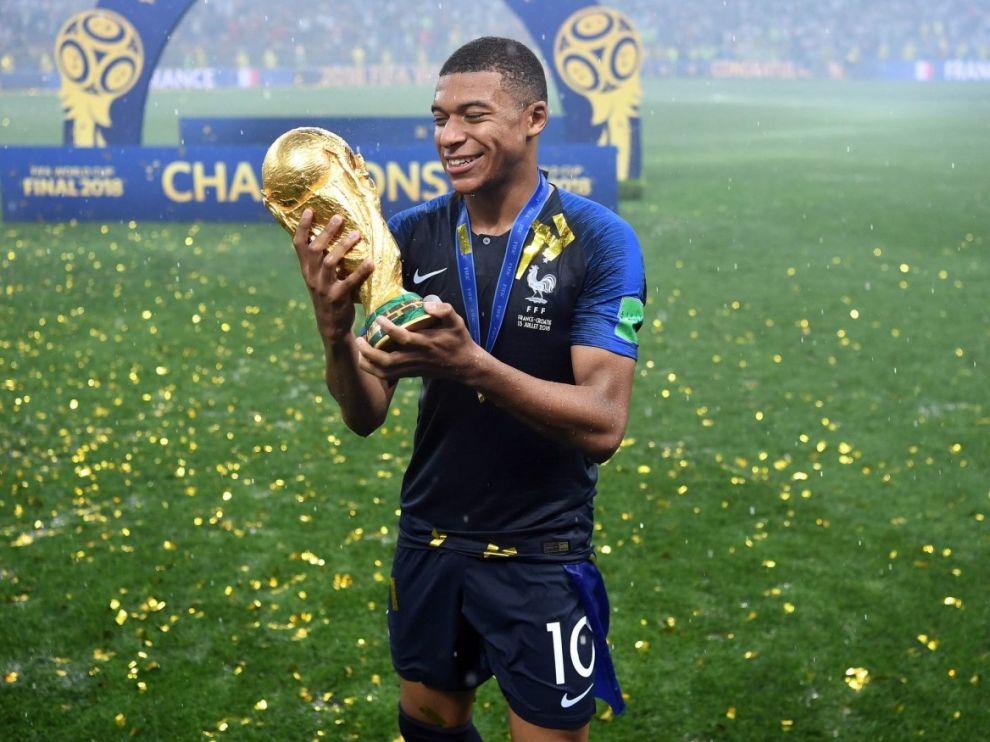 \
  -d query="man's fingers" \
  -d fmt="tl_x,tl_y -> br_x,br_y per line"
300,221 -> 360,291
325,228 -> 361,262
292,208 -> 315,252
316,228 -> 361,279
374,300 -> 461,348
334,257 -> 374,293
420,301 -> 463,332
422,299 -> 451,318
294,211 -> 345,257
355,337 -> 391,379
375,314 -> 421,348
309,215 -> 345,257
